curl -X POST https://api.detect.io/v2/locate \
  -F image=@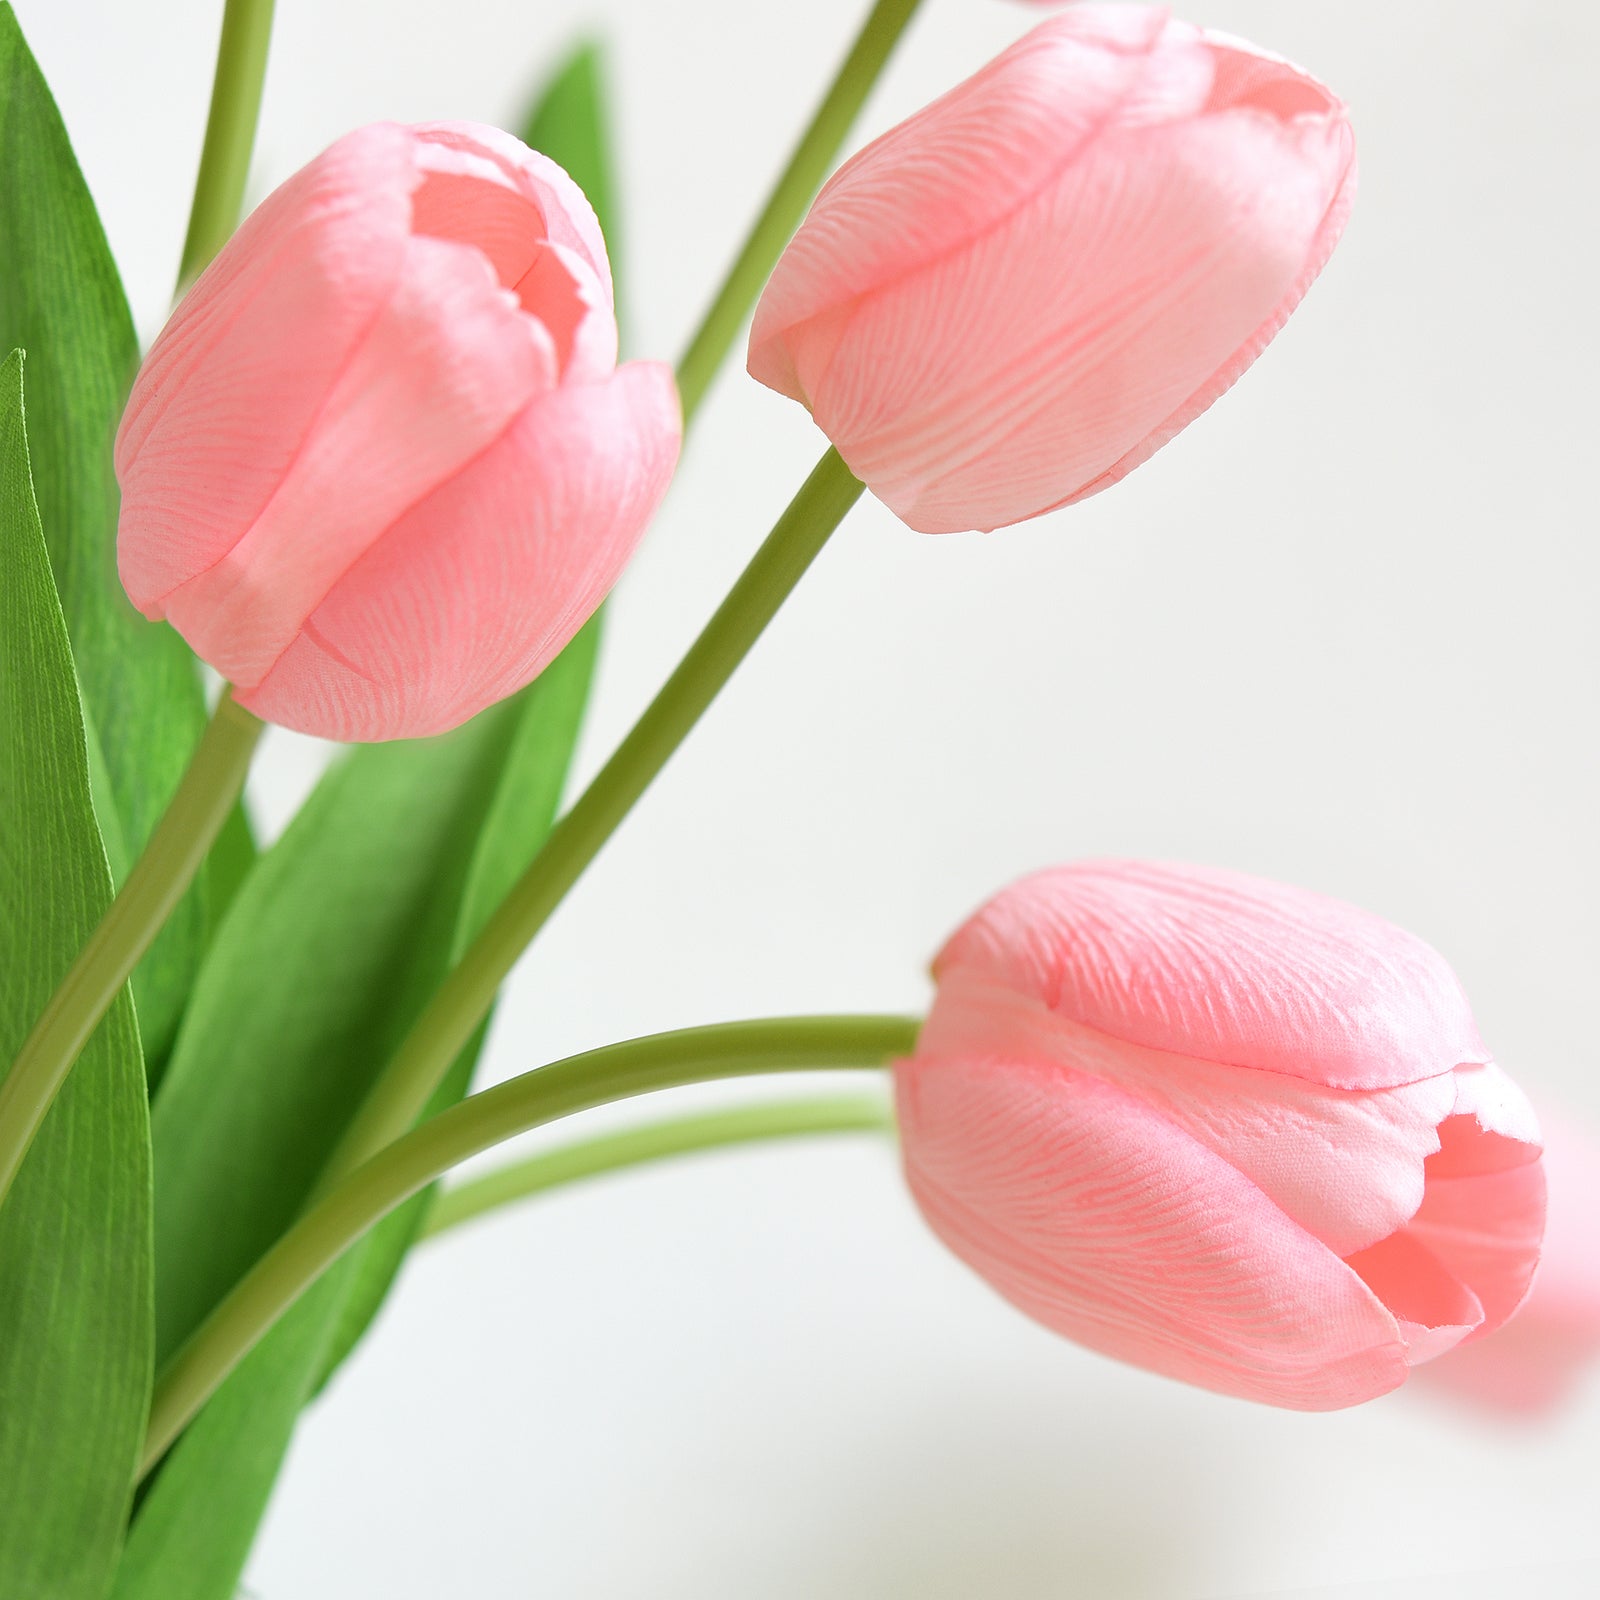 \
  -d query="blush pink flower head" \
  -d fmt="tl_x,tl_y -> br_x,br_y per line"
896,861 -> 1546,1409
749,4 -> 1356,533
116,121 -> 680,741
